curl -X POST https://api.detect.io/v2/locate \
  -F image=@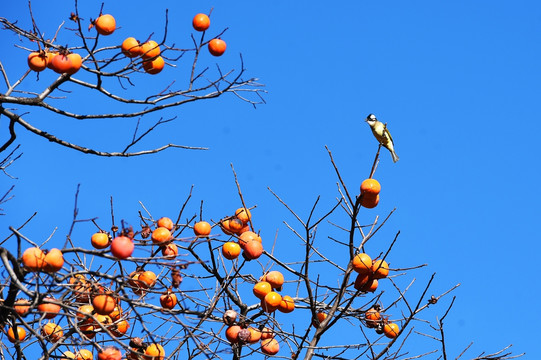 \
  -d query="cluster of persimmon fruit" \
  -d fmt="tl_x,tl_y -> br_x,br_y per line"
351,252 -> 400,338
222,269 -> 292,355
217,207 -> 265,261
14,251 -> 168,360
27,11 -> 227,76
10,216 -> 190,359
360,178 -> 381,208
